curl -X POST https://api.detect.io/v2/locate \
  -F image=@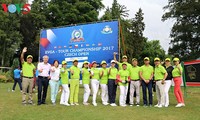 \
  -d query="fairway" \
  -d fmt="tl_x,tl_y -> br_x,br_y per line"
0,83 -> 200,120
